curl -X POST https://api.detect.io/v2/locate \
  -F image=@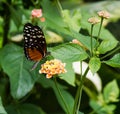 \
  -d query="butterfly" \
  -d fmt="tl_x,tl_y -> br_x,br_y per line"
23,23 -> 47,70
